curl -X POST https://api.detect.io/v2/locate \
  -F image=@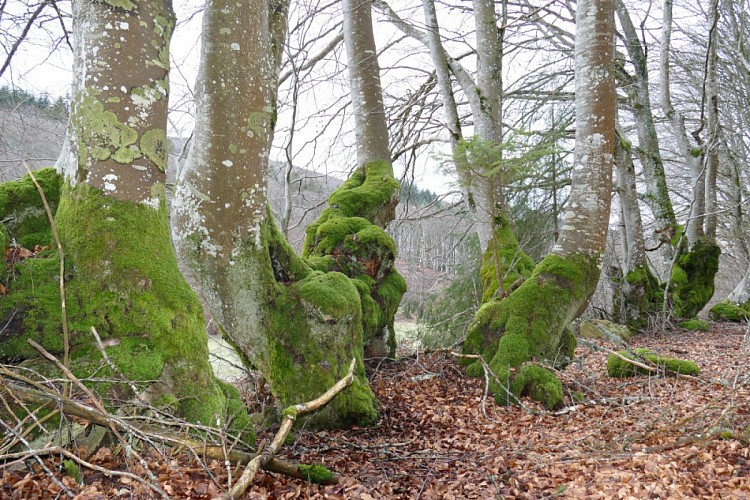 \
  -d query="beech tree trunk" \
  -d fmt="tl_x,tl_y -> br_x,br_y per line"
172,0 -> 402,427
462,0 -> 615,410
659,0 -> 721,318
615,0 -> 676,248
0,0 -> 242,427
